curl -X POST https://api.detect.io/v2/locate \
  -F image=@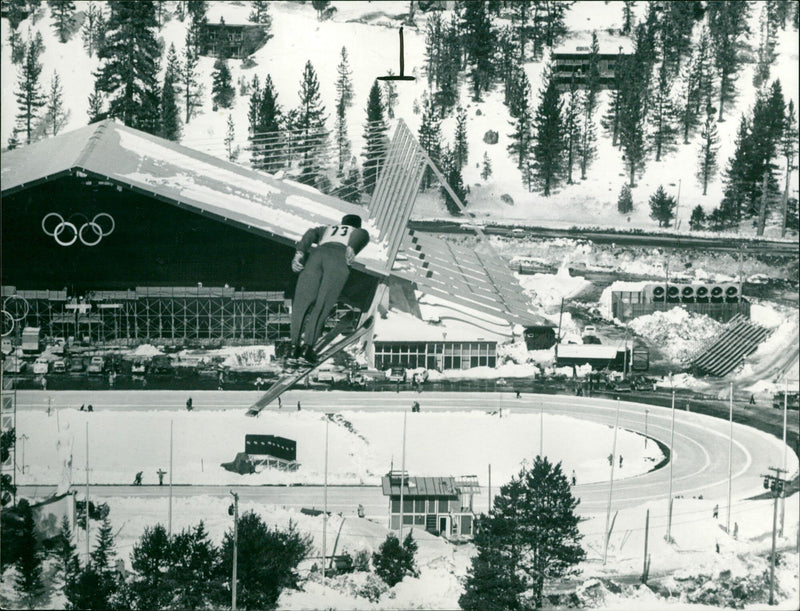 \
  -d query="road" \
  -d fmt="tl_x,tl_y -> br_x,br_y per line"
15,390 -> 797,518
408,220 -> 800,255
